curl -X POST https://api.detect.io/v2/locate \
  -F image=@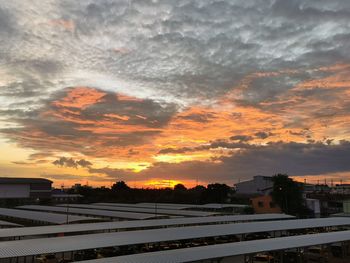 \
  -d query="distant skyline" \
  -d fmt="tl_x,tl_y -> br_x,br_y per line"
1,0 -> 350,187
